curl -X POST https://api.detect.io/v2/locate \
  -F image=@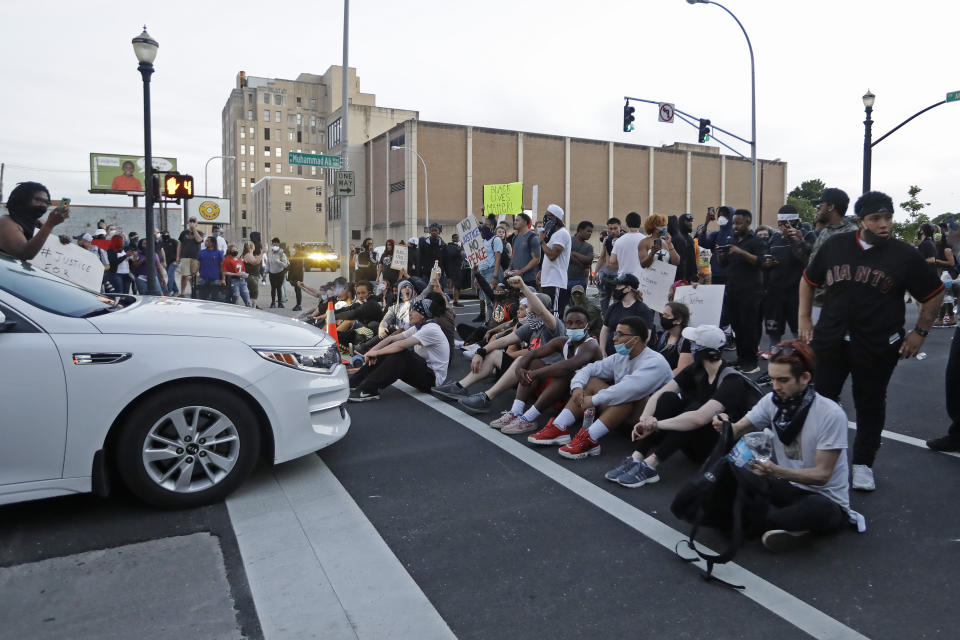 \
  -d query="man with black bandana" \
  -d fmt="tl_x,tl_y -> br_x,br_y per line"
799,190 -> 944,491
717,209 -> 766,373
0,181 -> 69,260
